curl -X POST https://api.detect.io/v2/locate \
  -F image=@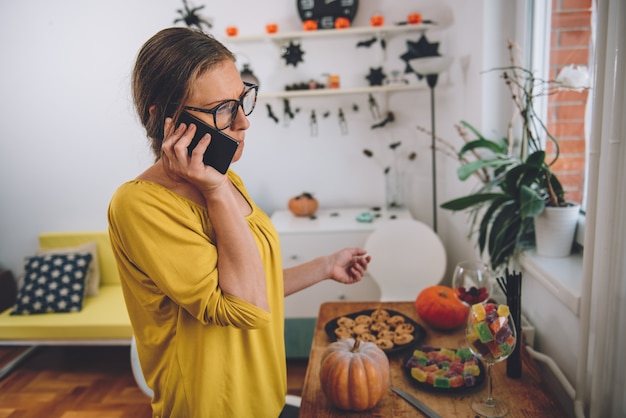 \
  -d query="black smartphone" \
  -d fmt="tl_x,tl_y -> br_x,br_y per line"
177,111 -> 239,174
